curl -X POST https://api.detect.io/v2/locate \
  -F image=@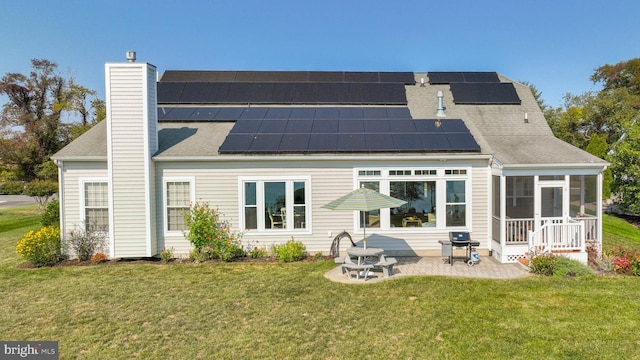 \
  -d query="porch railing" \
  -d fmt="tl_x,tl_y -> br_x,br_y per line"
528,218 -> 585,253
505,218 -> 535,245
